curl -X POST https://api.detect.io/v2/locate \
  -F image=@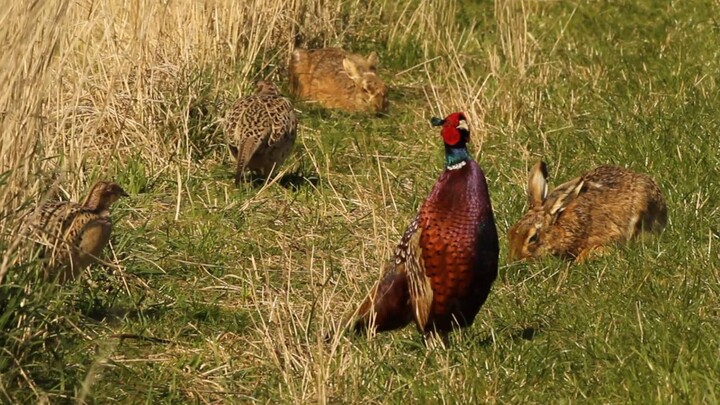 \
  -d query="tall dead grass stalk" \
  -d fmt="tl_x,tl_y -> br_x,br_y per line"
0,0 -> 70,282
0,0 -> 392,282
